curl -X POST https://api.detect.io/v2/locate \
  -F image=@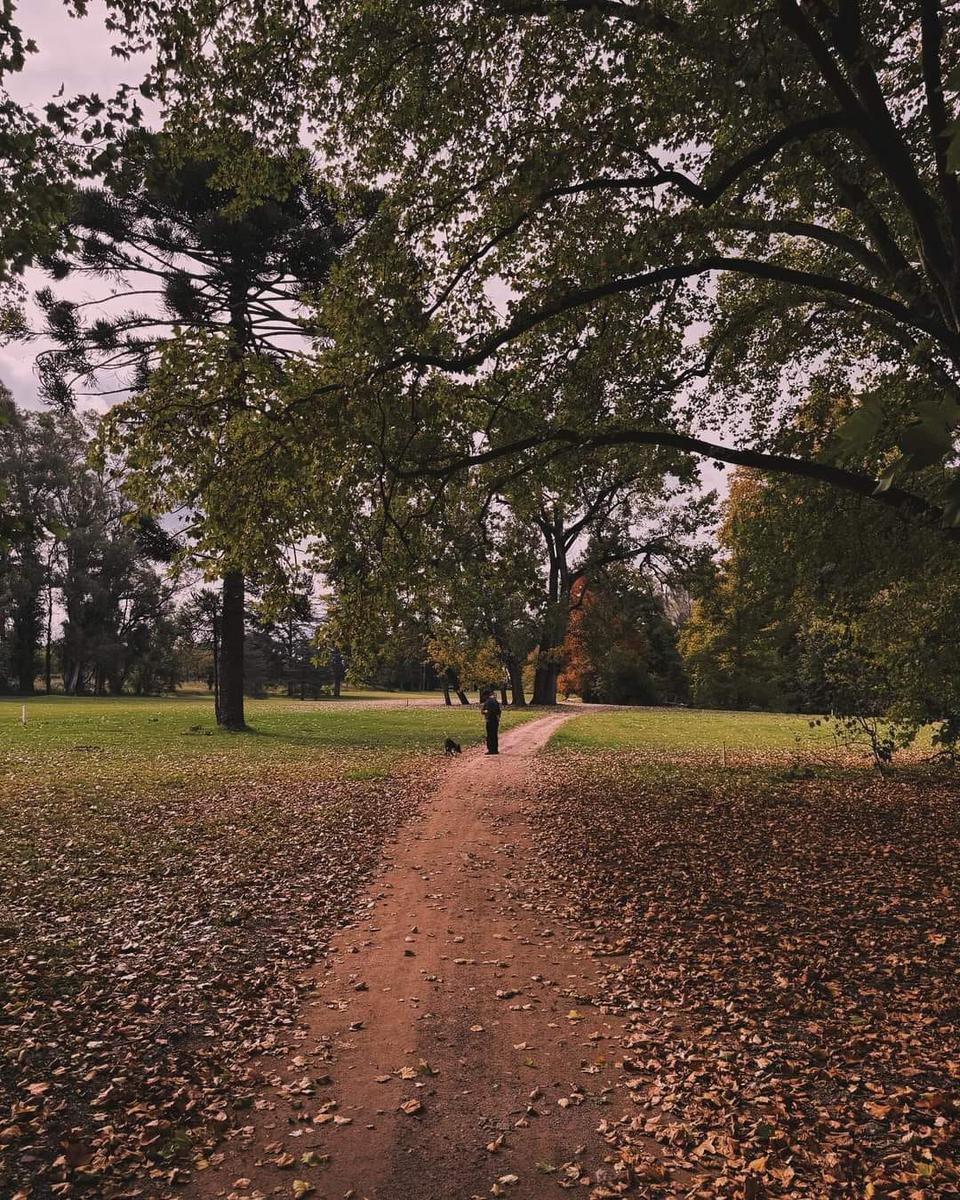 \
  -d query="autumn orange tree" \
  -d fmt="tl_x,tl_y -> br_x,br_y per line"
559,568 -> 688,704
